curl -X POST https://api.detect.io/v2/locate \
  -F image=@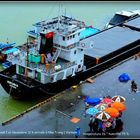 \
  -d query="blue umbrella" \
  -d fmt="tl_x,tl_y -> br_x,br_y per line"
86,107 -> 99,116
84,97 -> 101,106
118,73 -> 130,82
